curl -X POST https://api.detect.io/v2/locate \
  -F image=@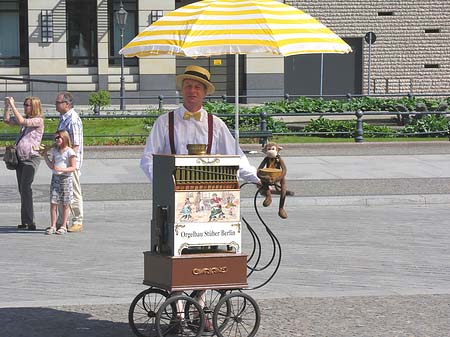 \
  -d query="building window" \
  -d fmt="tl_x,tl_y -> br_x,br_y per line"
425,28 -> 440,34
41,10 -> 54,43
109,0 -> 138,66
150,10 -> 163,24
66,0 -> 98,66
377,11 -> 394,16
0,0 -> 28,67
